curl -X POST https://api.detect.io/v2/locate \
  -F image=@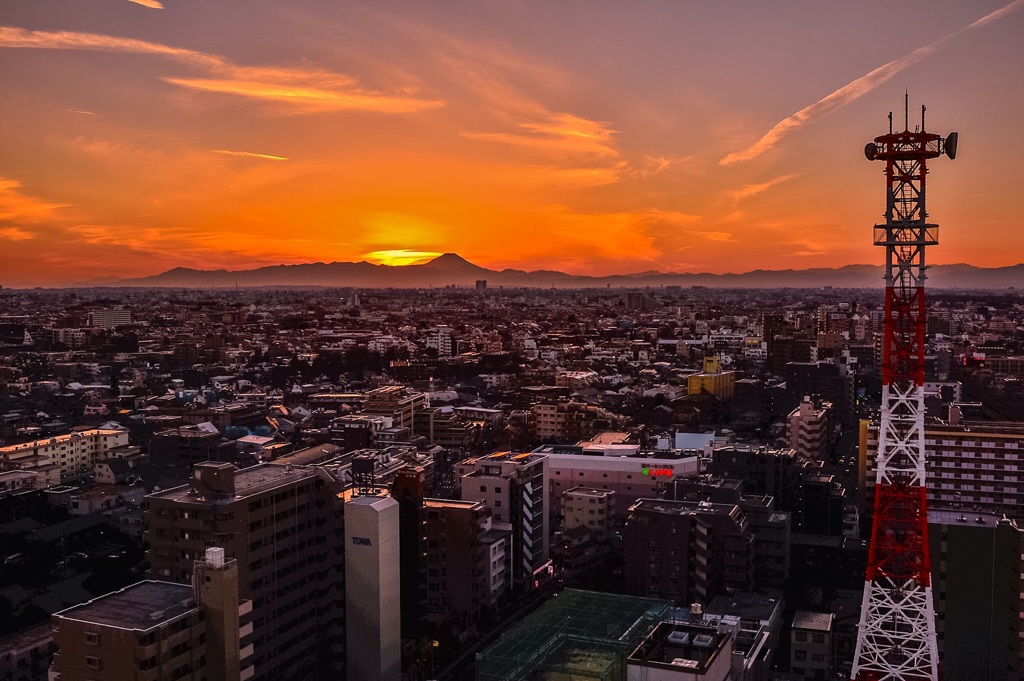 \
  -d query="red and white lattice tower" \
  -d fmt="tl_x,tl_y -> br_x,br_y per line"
851,98 -> 957,681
